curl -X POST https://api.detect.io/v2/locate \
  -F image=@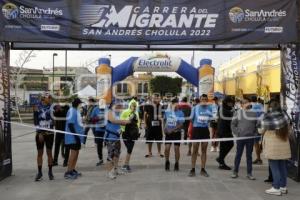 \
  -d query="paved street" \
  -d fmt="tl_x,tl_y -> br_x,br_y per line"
0,124 -> 299,200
